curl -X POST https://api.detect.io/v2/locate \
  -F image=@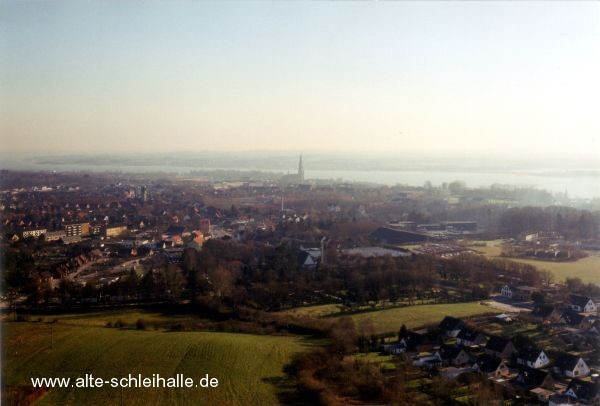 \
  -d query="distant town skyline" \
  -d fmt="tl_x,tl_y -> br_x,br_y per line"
1,1 -> 599,160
